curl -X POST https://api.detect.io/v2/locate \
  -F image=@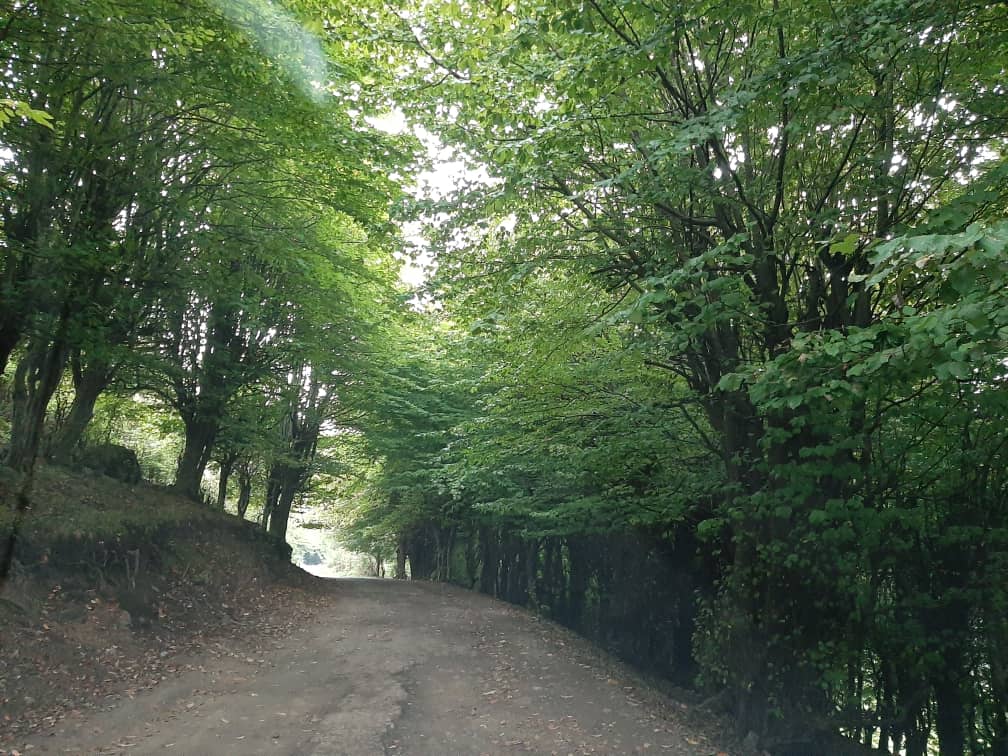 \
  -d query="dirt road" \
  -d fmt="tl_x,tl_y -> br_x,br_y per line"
20,579 -> 728,755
